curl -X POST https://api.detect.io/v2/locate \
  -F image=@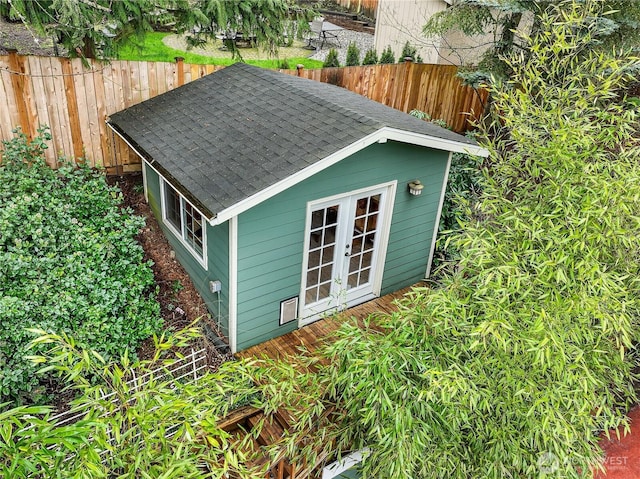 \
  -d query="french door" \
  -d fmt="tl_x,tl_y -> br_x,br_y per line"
299,184 -> 394,324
